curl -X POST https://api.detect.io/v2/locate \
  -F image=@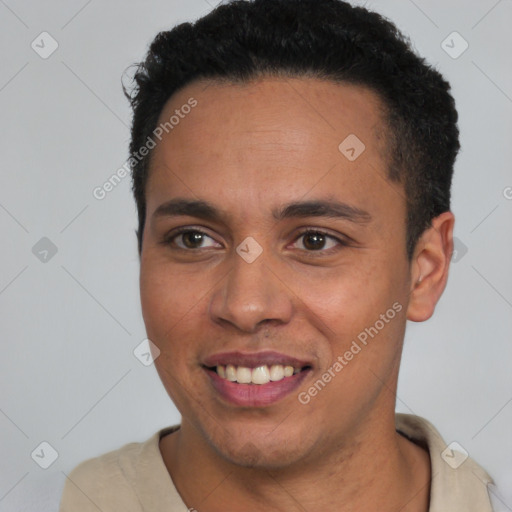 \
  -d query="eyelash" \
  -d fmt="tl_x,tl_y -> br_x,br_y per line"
161,226 -> 348,255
